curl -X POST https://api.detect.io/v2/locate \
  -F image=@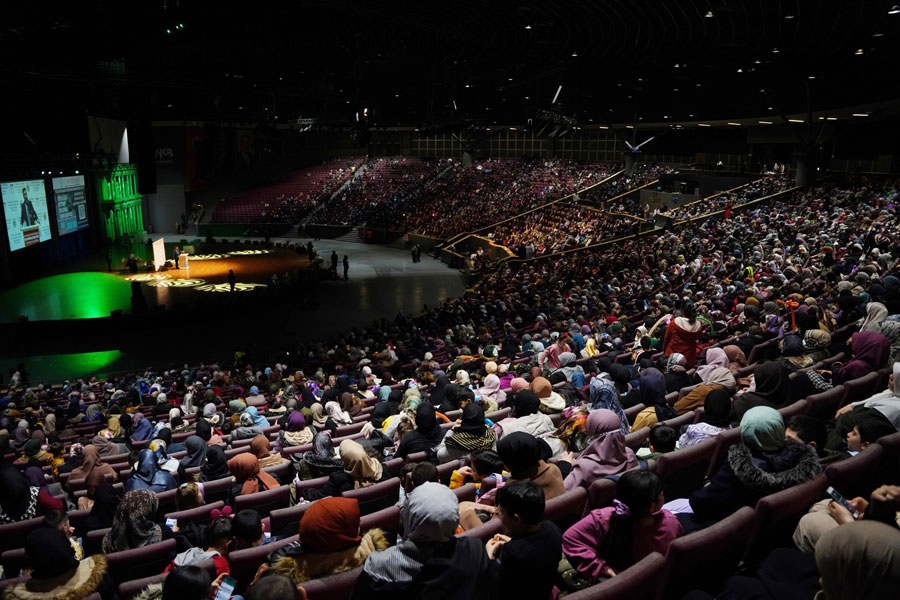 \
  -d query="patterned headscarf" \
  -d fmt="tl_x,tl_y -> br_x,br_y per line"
102,489 -> 162,553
